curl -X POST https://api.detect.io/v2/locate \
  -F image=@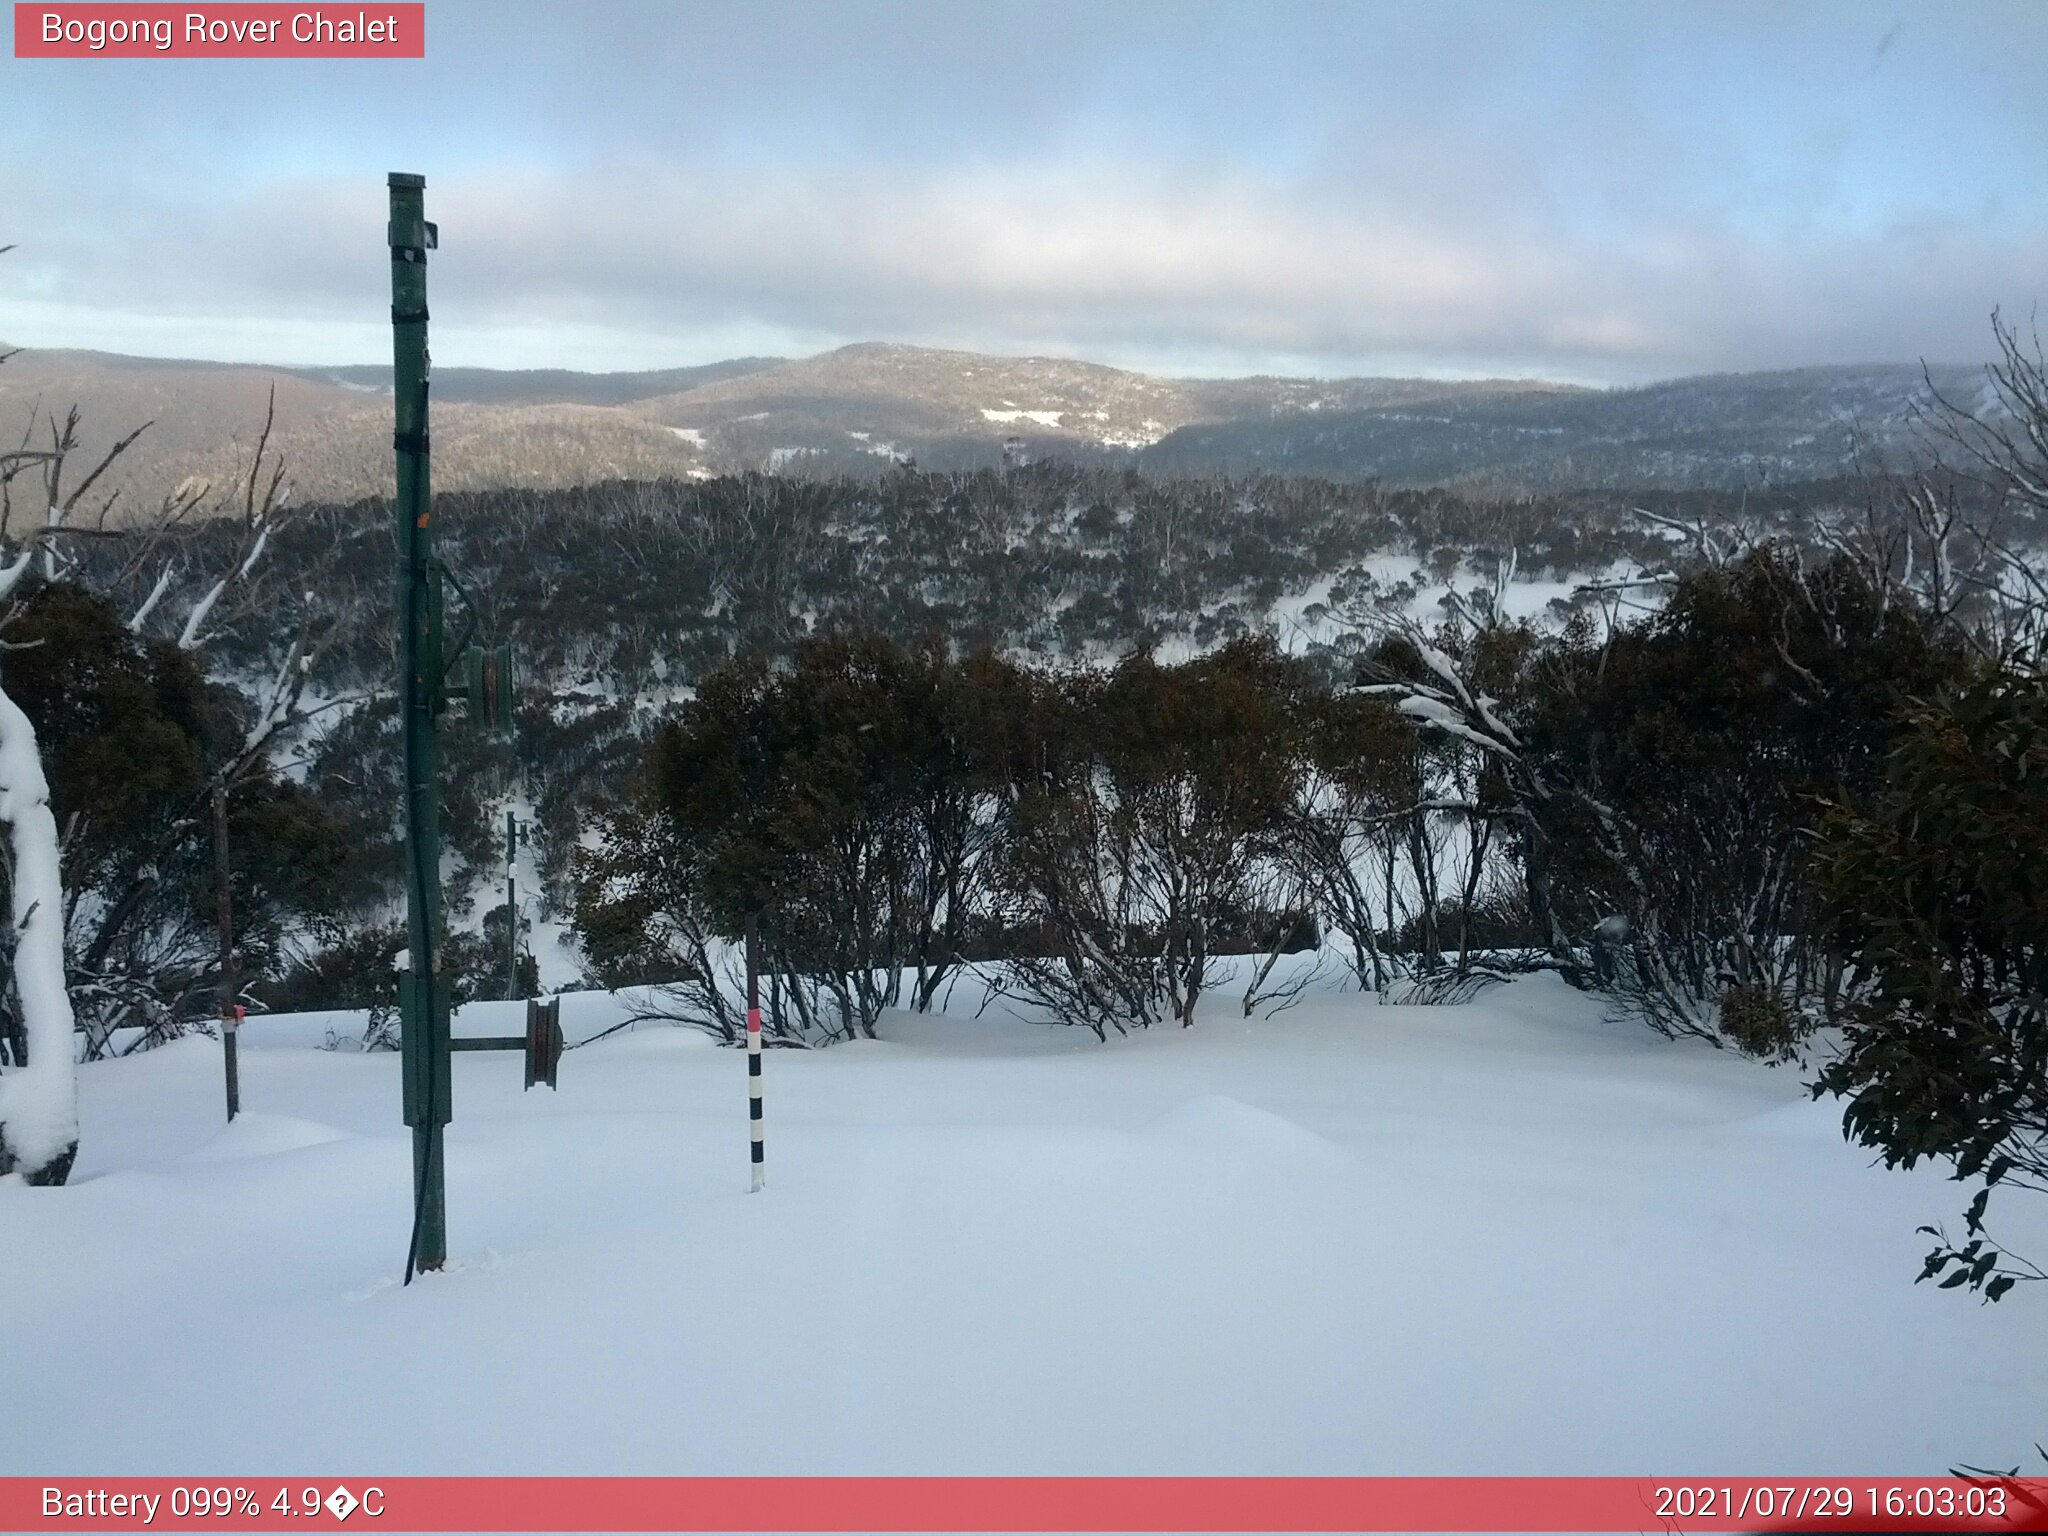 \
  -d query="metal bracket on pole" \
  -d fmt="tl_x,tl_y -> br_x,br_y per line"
524,997 -> 563,1091
442,999 -> 558,1092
